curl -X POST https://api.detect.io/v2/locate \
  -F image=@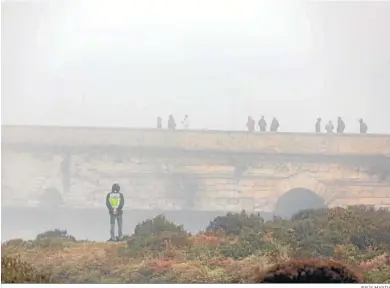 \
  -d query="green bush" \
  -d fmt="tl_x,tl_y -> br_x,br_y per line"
36,229 -> 76,241
133,215 -> 187,237
207,210 -> 264,235
276,206 -> 390,257
291,207 -> 329,221
205,206 -> 390,262
124,215 -> 190,257
219,231 -> 273,259
2,239 -> 25,248
32,229 -> 76,249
